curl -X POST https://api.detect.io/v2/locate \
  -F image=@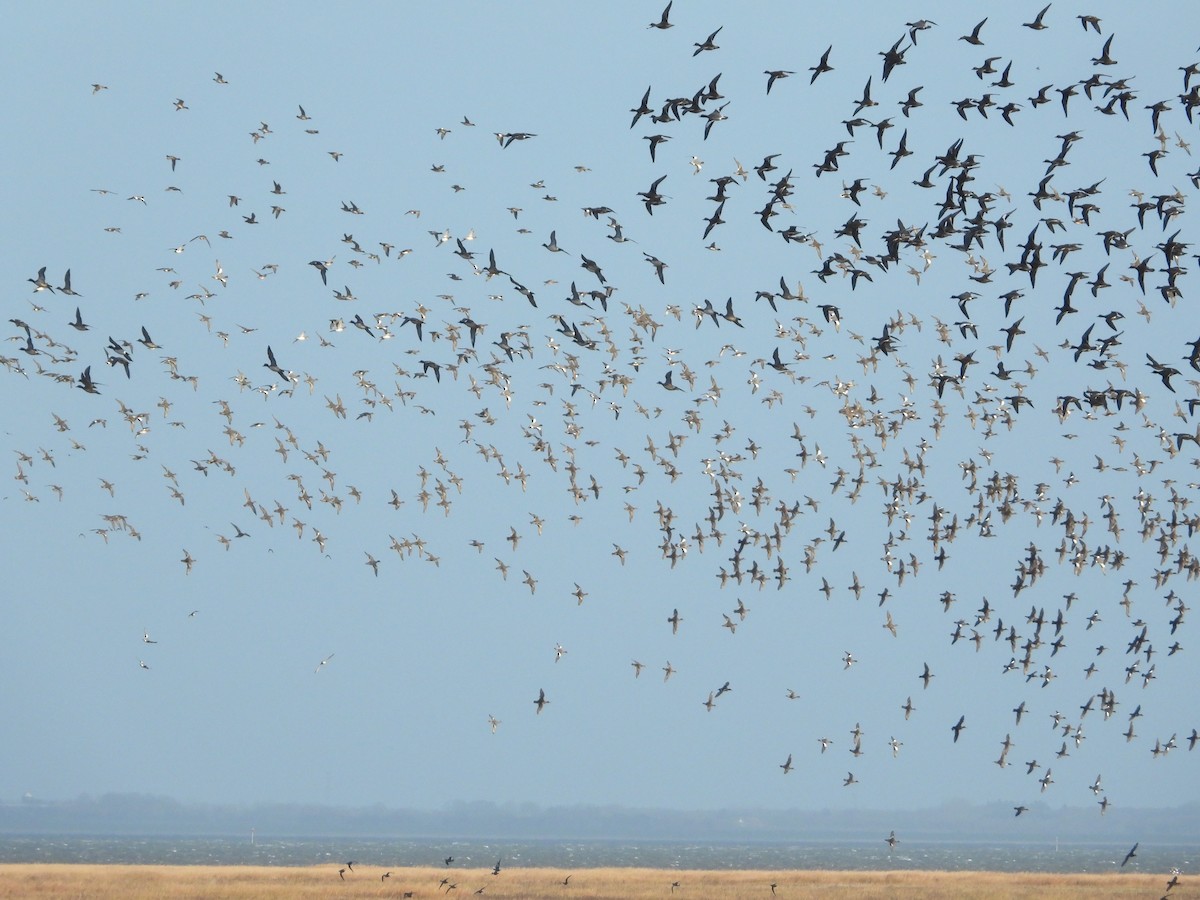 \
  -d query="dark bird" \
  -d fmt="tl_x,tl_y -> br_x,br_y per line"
765,70 -> 794,95
630,86 -> 652,129
308,259 -> 331,284
27,265 -> 54,293
59,269 -> 80,296
703,201 -> 726,239
693,26 -> 722,56
853,77 -> 877,115
1023,3 -> 1051,30
77,365 -> 101,395
951,715 -> 966,742
889,129 -> 912,169
648,1 -> 673,29
880,36 -> 909,82
900,86 -> 924,117
819,304 -> 841,331
1120,842 -> 1138,867
960,17 -> 987,45
810,45 -> 834,83
644,133 -> 670,162
264,345 -> 286,379
643,253 -> 668,283
638,174 -> 668,214
1093,34 -> 1117,66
